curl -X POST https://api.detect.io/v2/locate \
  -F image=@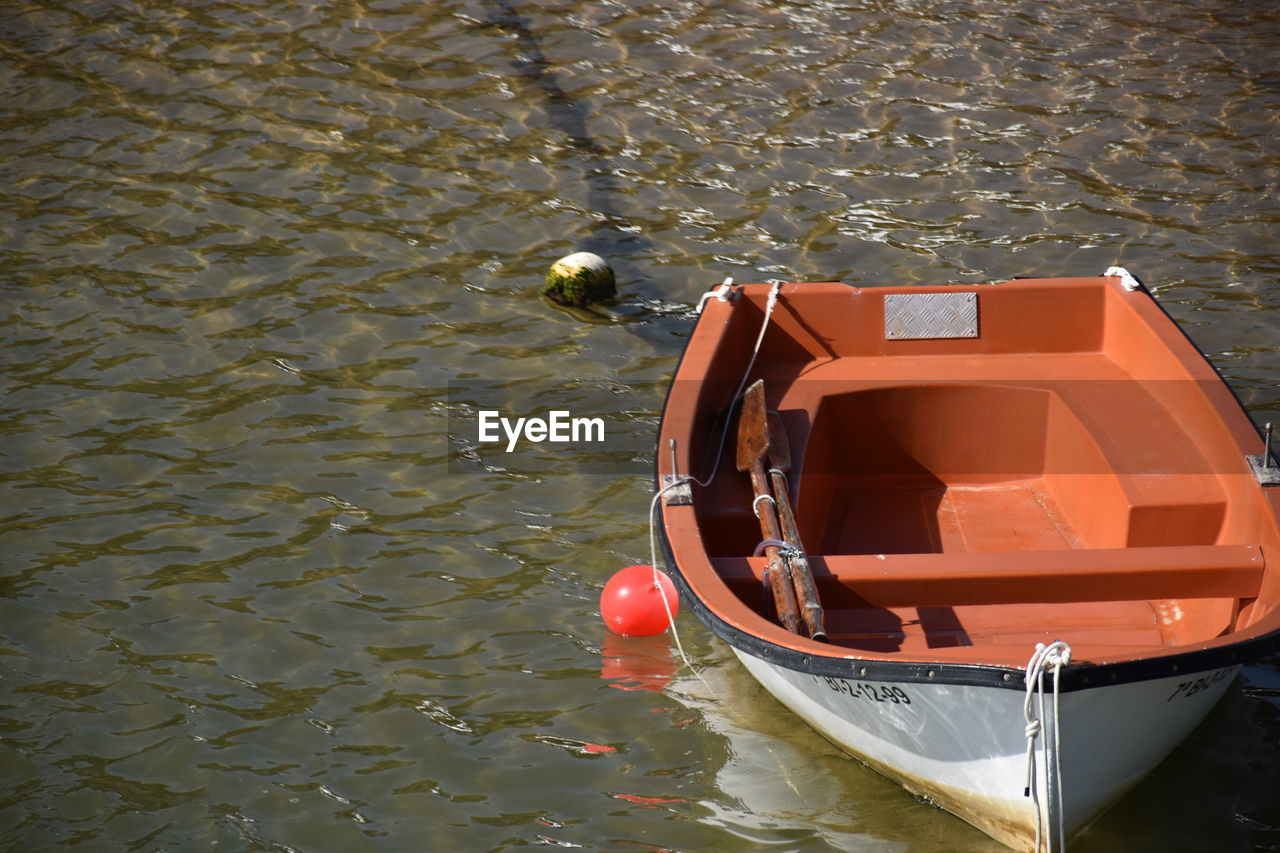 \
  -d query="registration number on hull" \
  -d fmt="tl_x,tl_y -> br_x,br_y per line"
1166,667 -> 1232,702
815,676 -> 912,706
